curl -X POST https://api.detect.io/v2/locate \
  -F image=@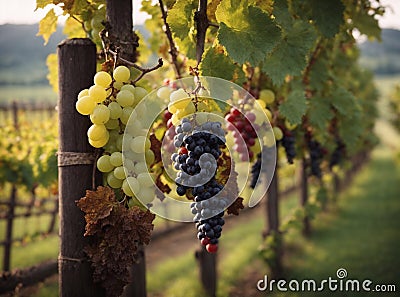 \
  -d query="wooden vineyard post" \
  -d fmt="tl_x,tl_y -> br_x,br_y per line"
58,38 -> 105,297
264,158 -> 283,279
3,185 -> 17,272
301,158 -> 311,236
196,245 -> 217,297
104,0 -> 146,296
